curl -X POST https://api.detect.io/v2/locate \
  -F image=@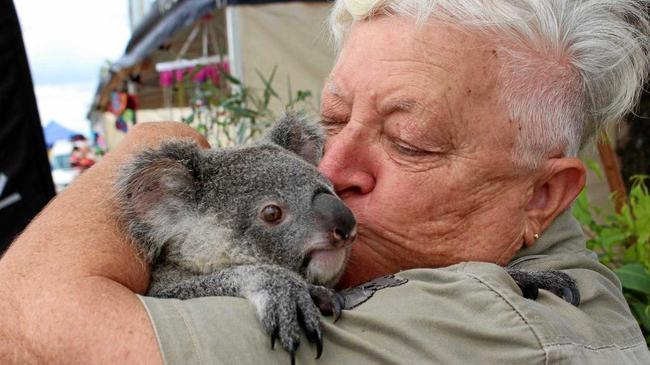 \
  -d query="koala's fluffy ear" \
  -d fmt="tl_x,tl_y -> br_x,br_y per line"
114,140 -> 201,261
265,114 -> 325,166
115,140 -> 201,214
